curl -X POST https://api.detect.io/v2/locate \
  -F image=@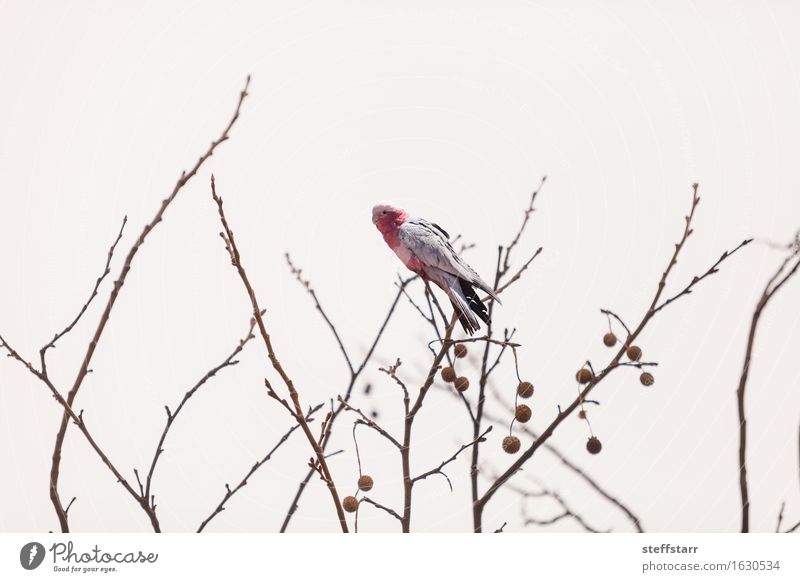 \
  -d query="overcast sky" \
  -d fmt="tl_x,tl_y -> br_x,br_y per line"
1,0 -> 798,533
